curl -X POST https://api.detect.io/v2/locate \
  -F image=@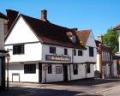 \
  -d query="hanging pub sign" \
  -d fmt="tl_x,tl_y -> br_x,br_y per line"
46,55 -> 71,62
